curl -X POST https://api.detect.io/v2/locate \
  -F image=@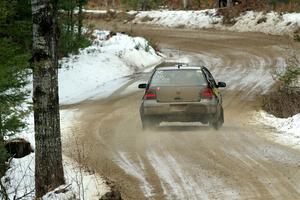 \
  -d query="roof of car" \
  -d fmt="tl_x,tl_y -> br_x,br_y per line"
155,63 -> 204,71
